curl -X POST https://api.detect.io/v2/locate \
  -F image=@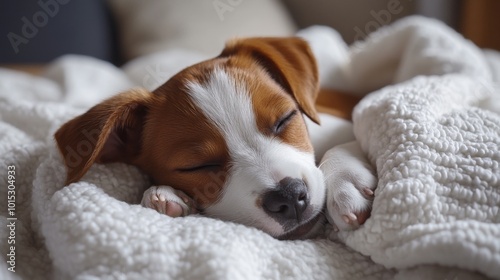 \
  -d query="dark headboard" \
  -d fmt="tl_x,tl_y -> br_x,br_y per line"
0,0 -> 119,64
